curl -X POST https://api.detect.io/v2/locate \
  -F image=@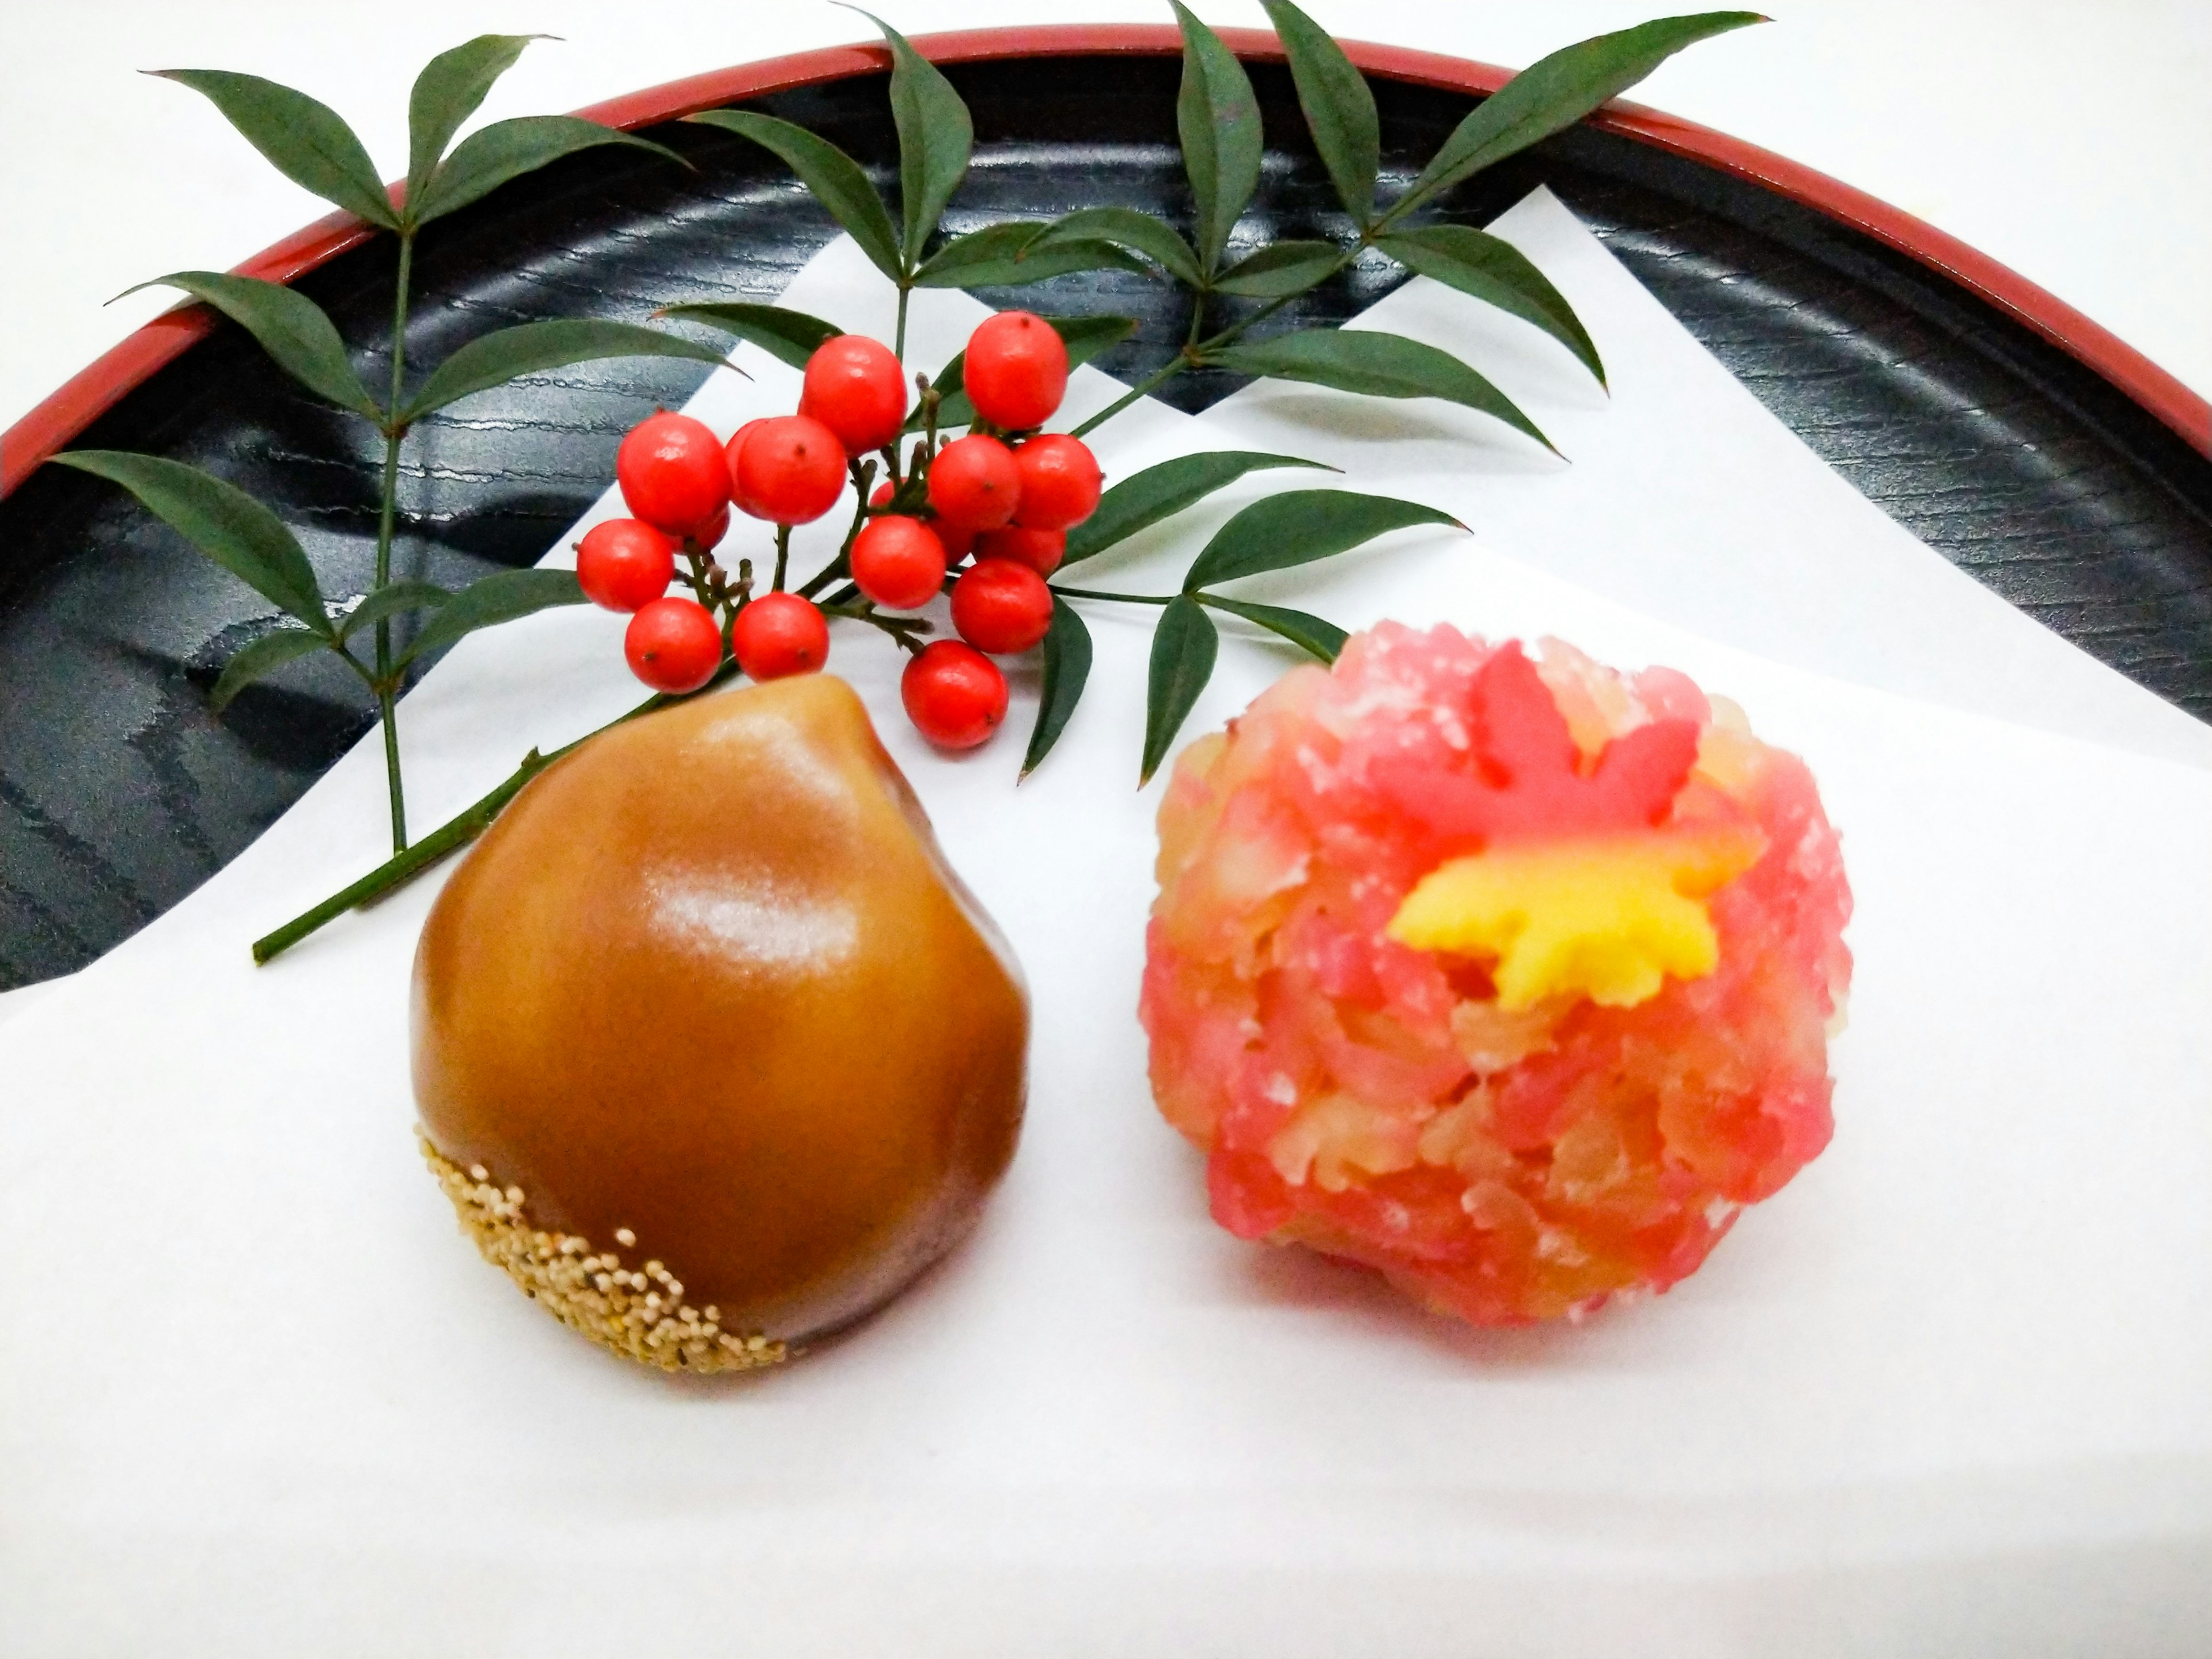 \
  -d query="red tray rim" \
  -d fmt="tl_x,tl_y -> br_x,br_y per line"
5,21 -> 2206,499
